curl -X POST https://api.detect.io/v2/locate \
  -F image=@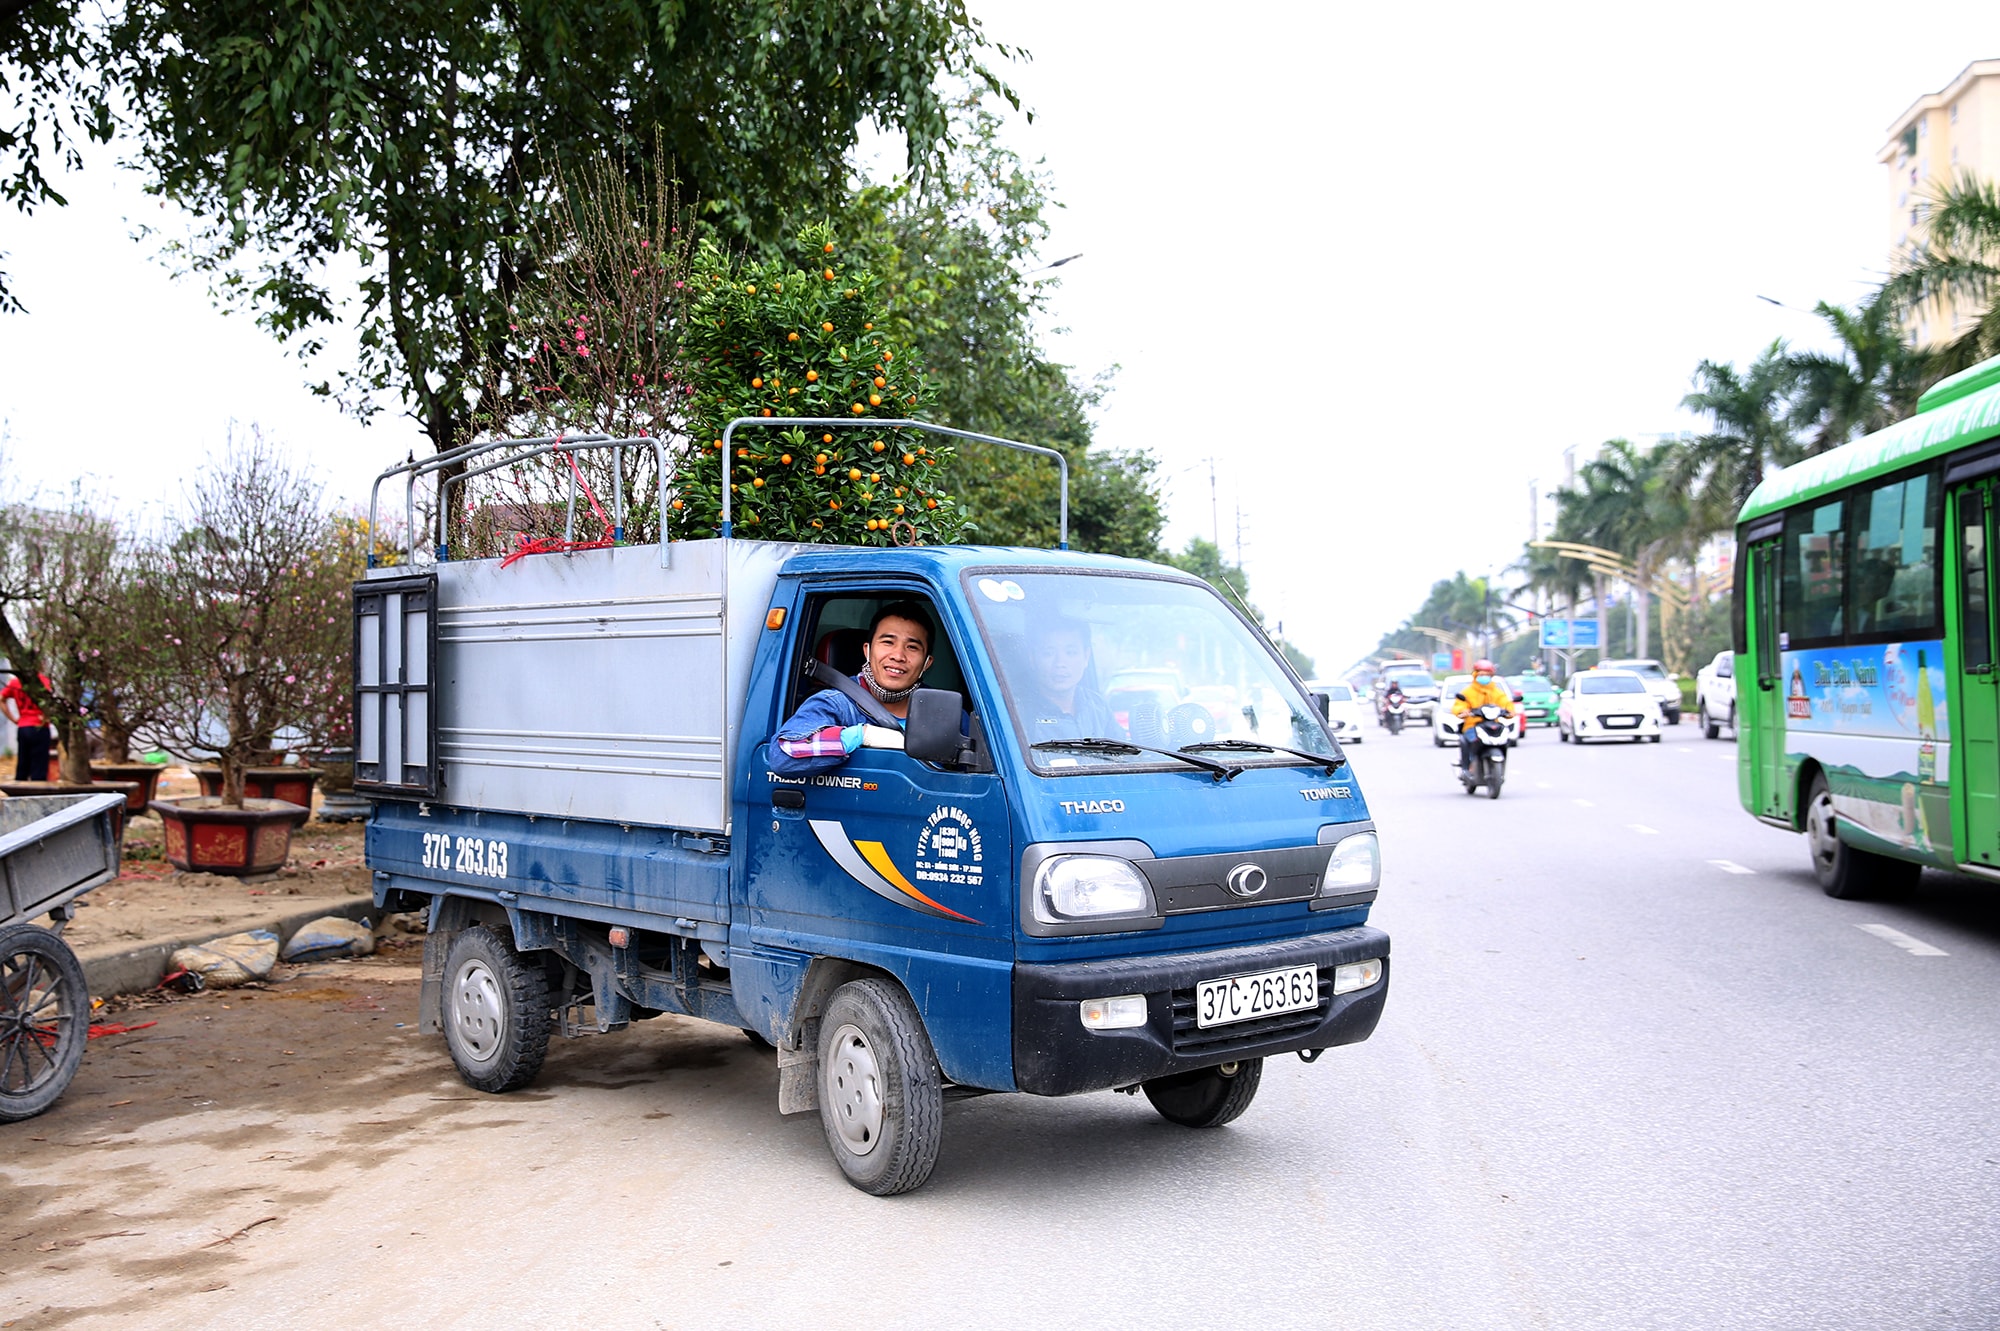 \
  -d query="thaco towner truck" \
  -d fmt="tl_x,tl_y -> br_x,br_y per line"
356,421 -> 1389,1194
